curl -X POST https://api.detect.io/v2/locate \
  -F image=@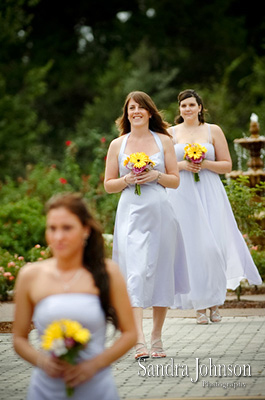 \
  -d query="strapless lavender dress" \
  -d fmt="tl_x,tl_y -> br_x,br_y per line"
27,293 -> 119,400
